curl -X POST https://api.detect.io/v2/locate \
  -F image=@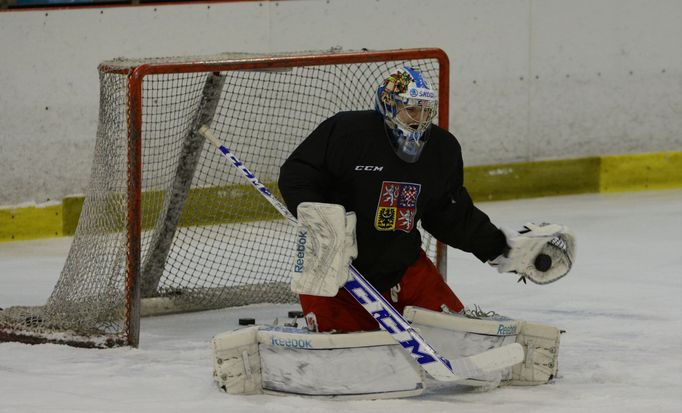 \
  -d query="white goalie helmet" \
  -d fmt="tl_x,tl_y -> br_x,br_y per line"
375,66 -> 437,163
